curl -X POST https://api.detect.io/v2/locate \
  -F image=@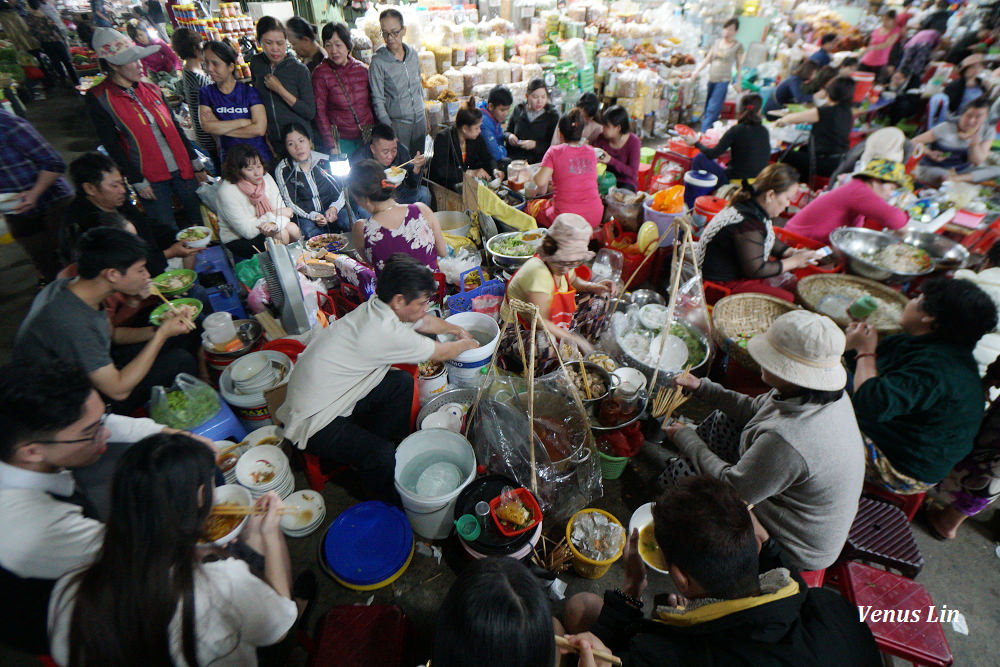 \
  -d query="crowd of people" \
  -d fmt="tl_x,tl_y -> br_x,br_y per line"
2,1 -> 1000,664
